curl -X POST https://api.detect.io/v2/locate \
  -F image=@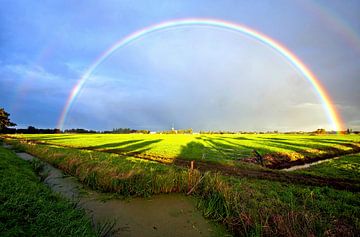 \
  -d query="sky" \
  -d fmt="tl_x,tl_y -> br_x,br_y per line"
0,0 -> 359,132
